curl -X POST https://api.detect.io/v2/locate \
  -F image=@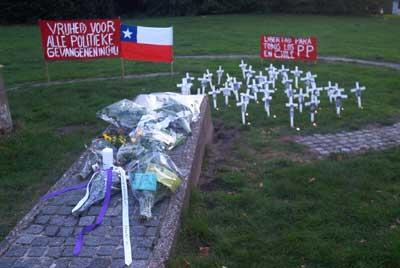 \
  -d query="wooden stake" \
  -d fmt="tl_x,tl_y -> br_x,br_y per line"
120,58 -> 125,79
0,65 -> 13,134
45,61 -> 50,82
170,61 -> 174,76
